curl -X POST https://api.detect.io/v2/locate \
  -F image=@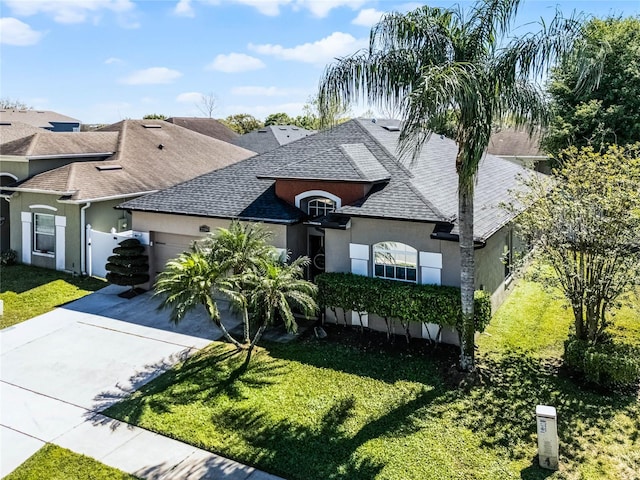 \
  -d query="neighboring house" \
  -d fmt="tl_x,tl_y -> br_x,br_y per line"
232,125 -> 315,154
119,119 -> 541,343
487,128 -> 548,172
0,110 -> 81,132
165,117 -> 239,144
2,119 -> 255,276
